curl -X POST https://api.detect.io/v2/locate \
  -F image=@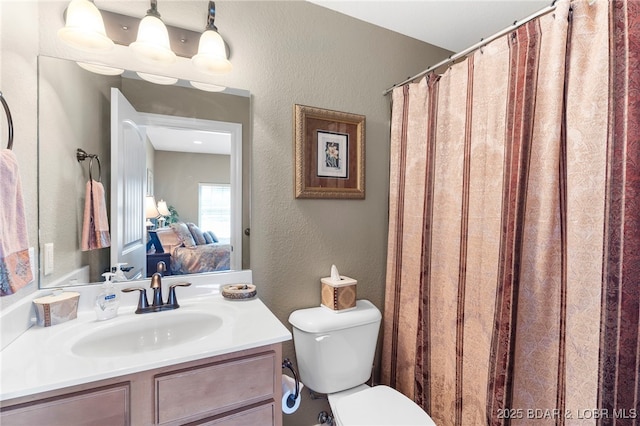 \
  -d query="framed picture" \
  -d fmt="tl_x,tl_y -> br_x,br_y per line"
294,104 -> 365,199
147,168 -> 154,196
